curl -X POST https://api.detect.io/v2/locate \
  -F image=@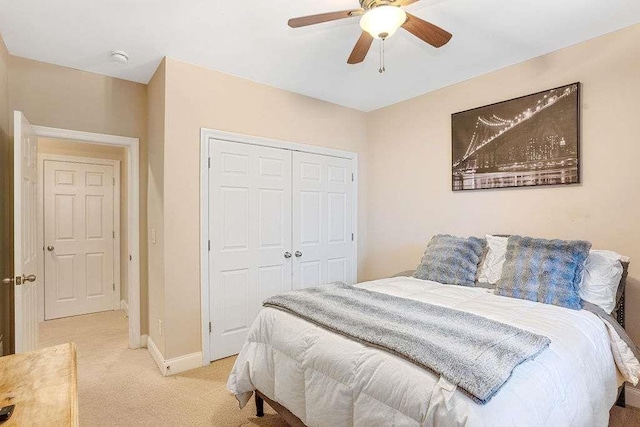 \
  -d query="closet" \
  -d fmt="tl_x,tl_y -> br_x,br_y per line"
206,138 -> 356,360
